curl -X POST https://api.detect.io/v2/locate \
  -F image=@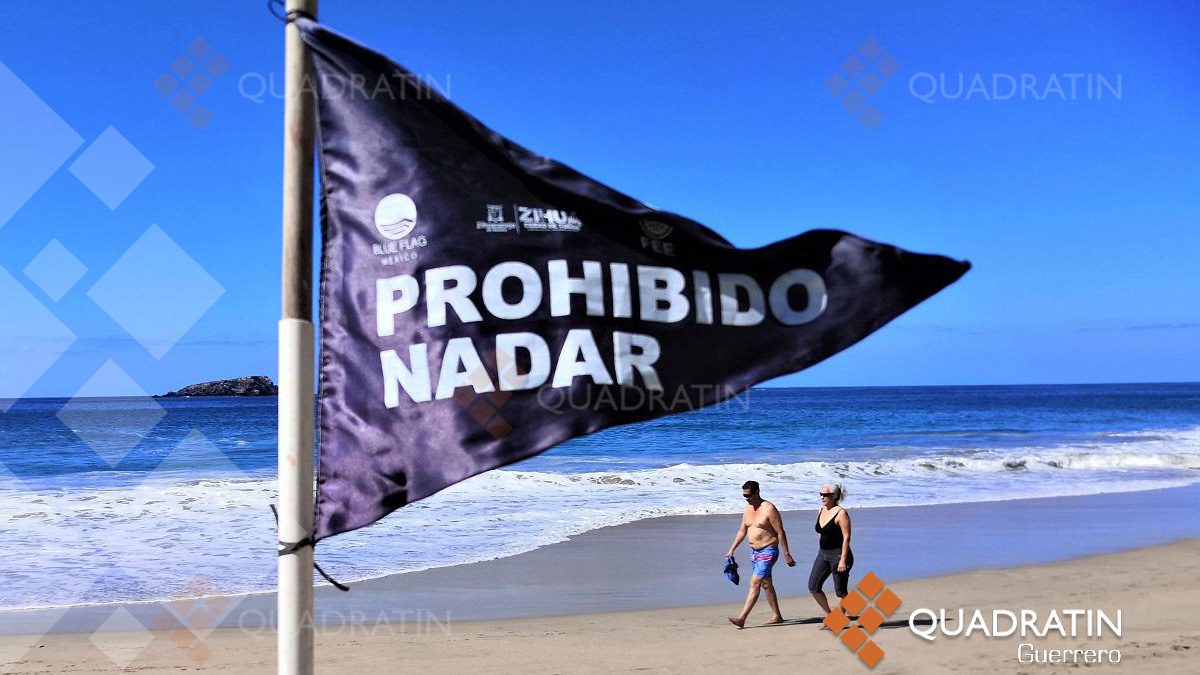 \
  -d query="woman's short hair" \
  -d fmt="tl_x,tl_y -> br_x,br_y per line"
823,482 -> 847,503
